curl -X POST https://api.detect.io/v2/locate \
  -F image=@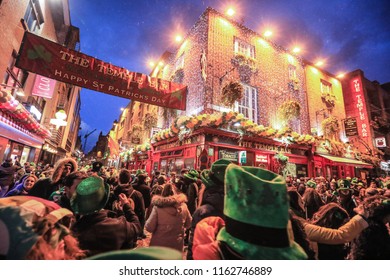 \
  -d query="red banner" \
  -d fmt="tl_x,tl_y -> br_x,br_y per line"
16,32 -> 187,110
